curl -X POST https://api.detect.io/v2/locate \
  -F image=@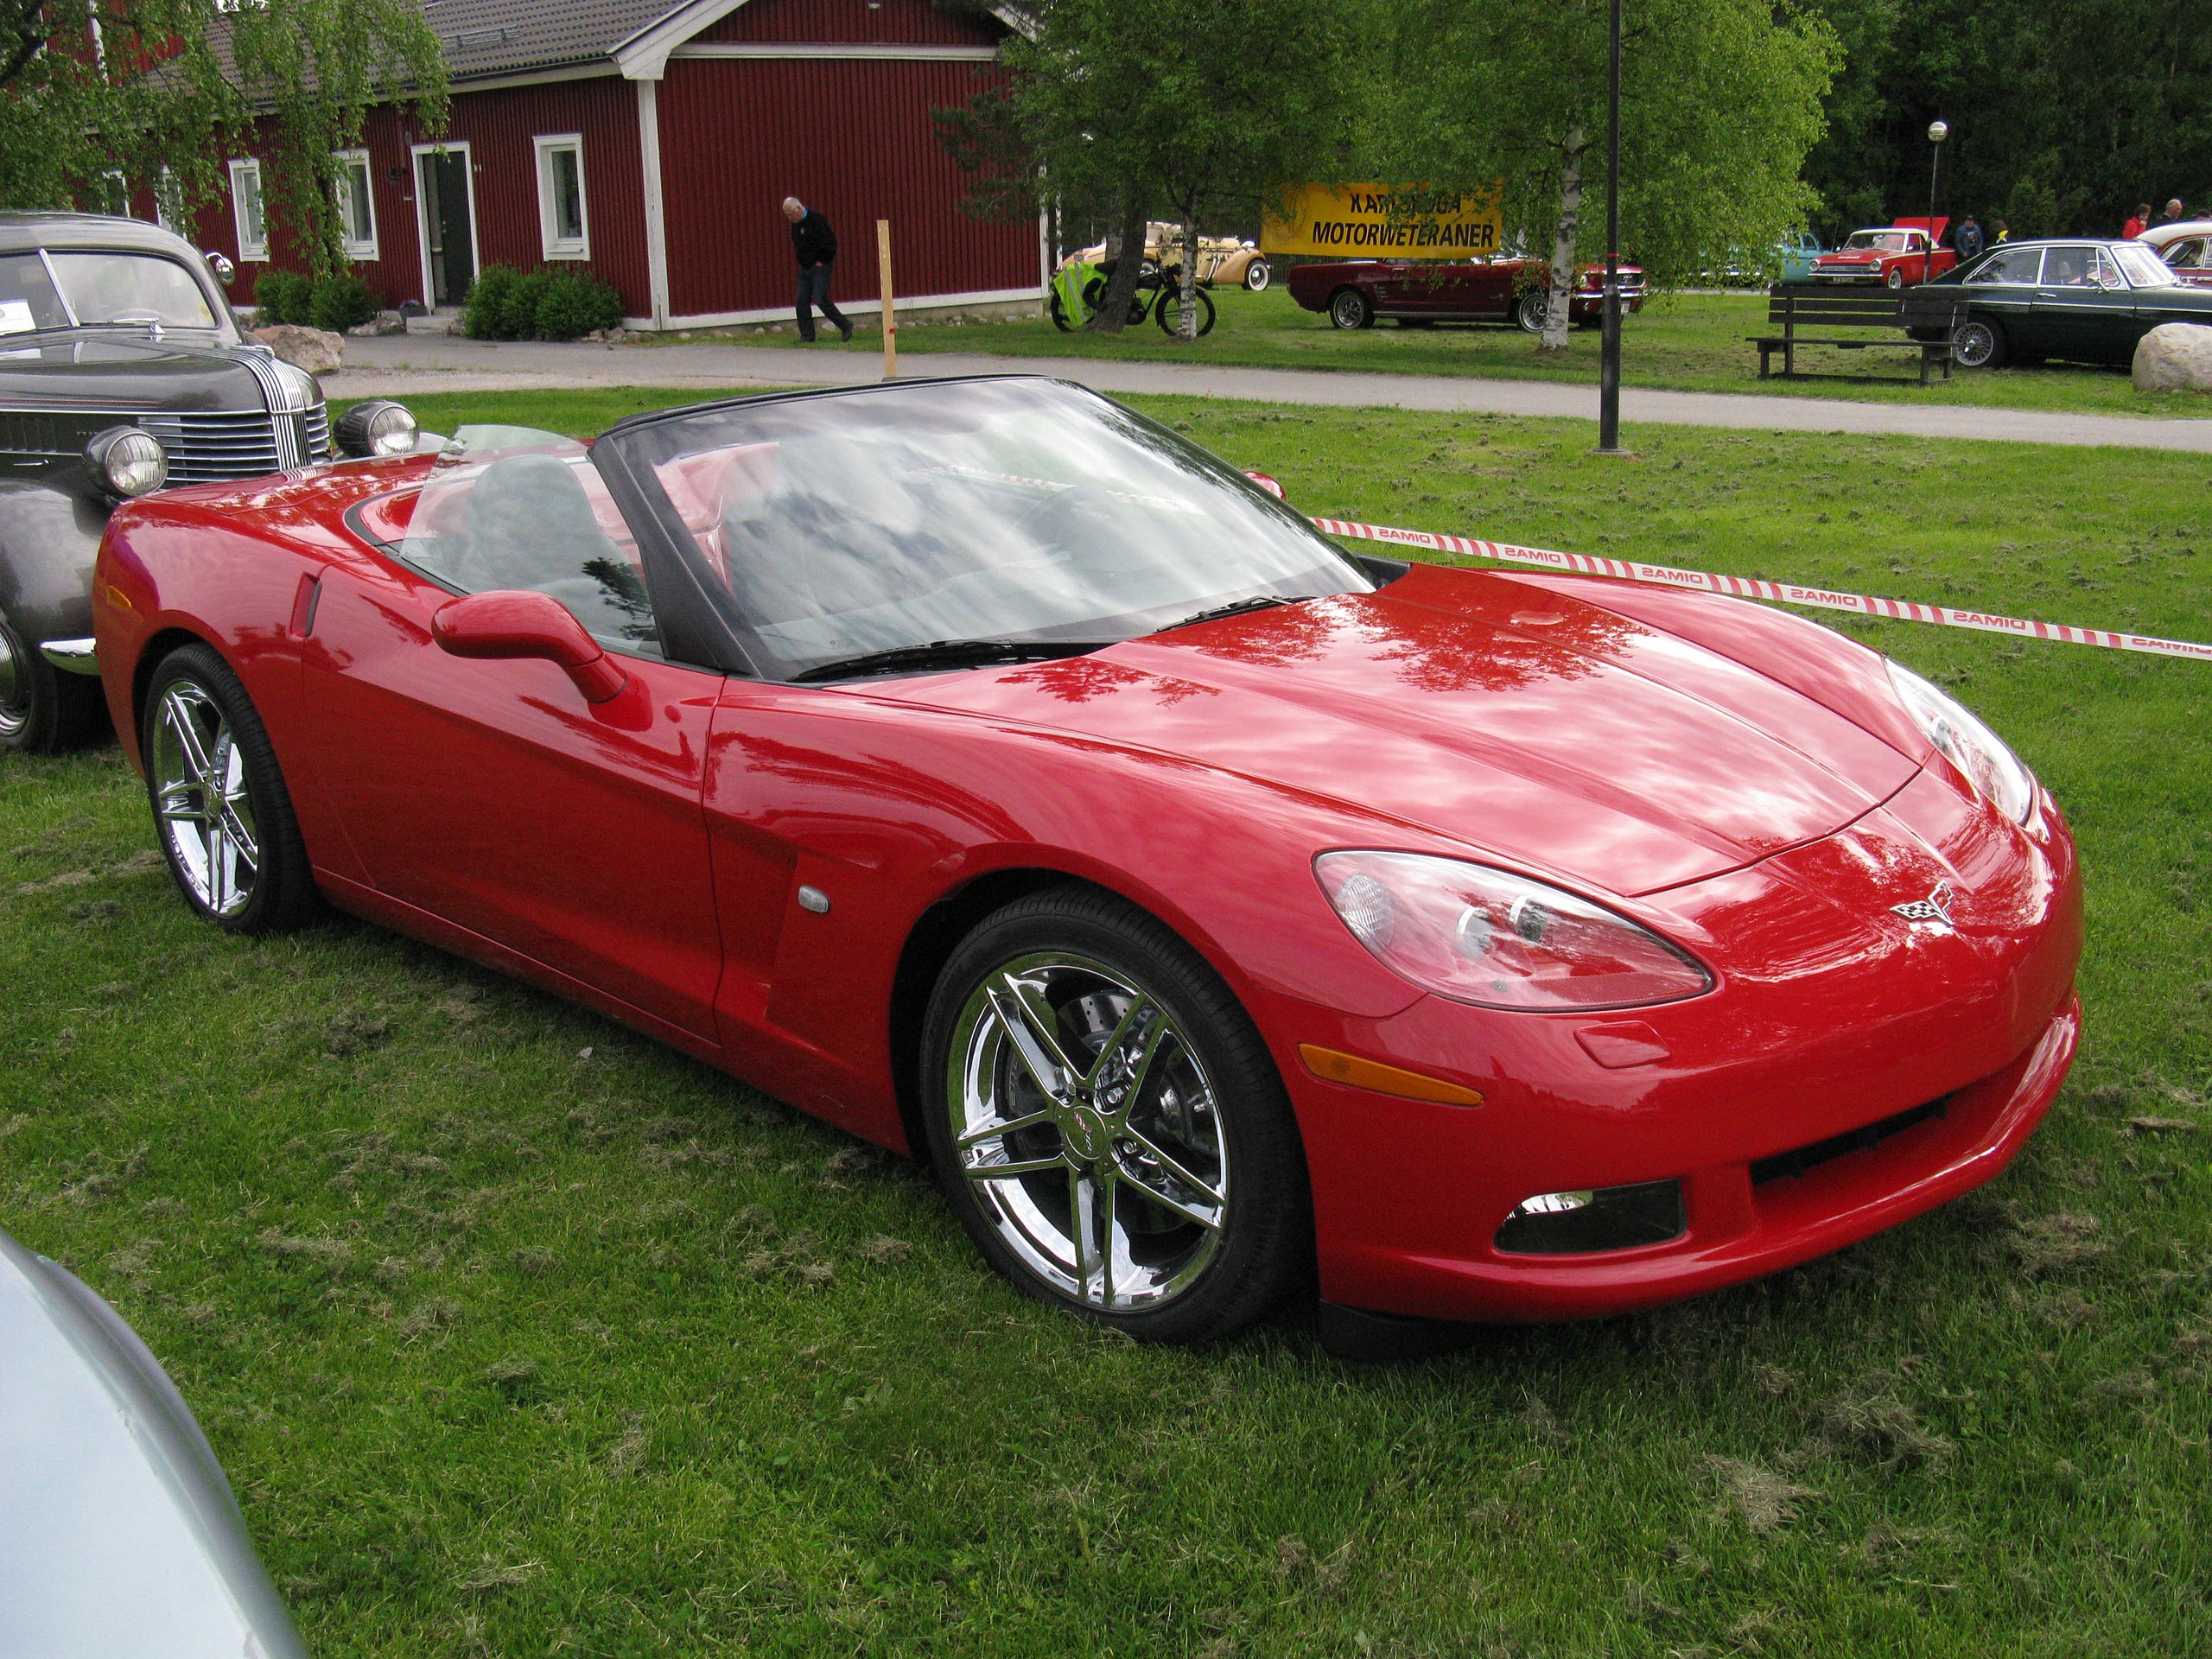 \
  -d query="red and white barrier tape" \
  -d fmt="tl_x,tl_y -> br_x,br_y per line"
1311,516 -> 2212,664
